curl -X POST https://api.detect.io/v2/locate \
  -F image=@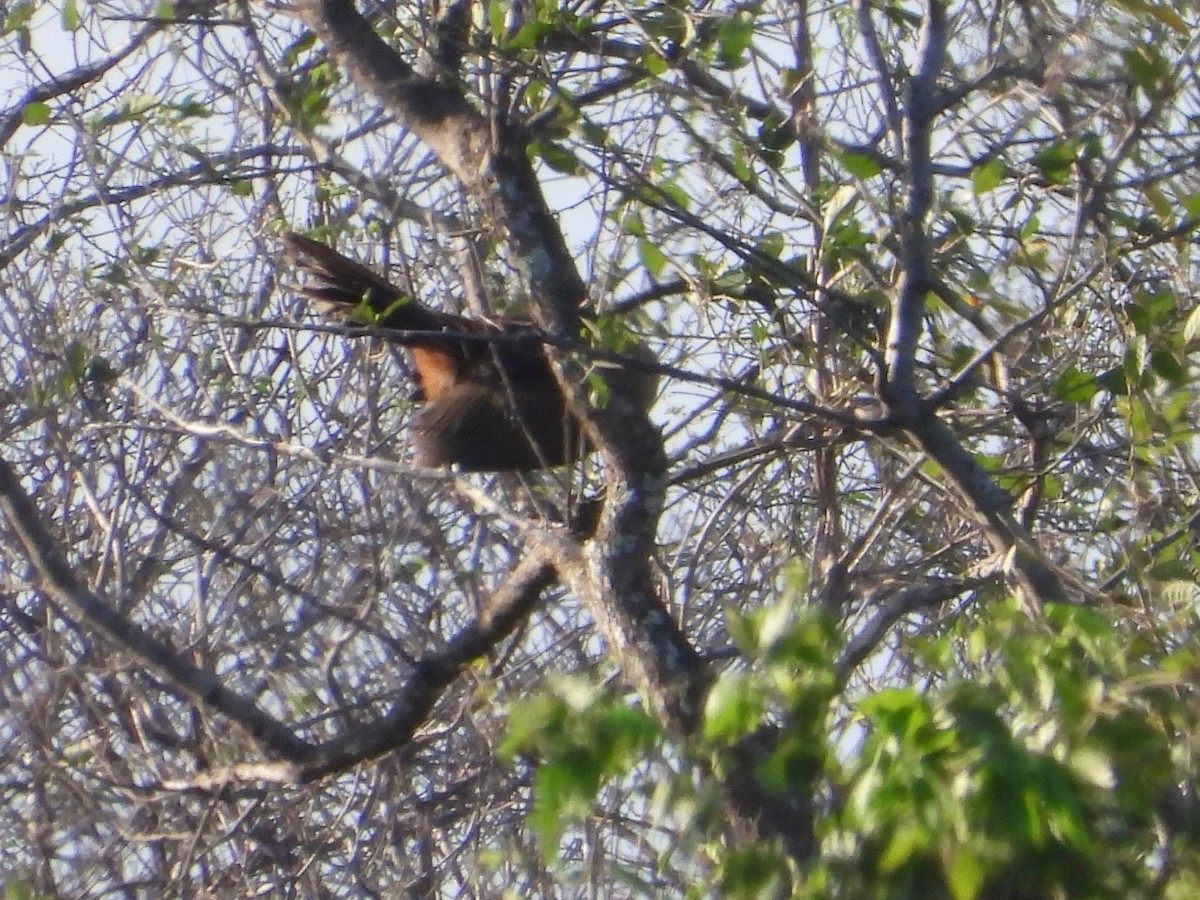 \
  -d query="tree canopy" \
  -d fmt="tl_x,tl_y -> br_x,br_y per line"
2,0 -> 1200,896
